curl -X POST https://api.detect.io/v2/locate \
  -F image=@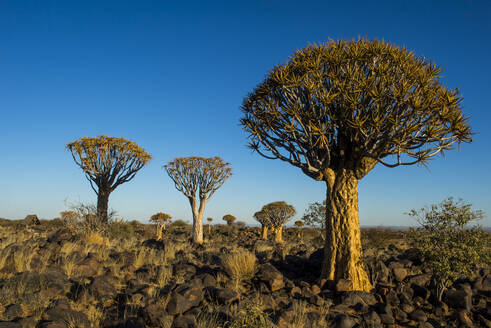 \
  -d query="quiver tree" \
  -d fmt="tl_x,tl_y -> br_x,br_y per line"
165,156 -> 232,244
150,212 -> 172,240
240,39 -> 472,291
66,136 -> 152,223
253,209 -> 272,240
223,214 -> 236,226
294,220 -> 304,240
262,201 -> 296,243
